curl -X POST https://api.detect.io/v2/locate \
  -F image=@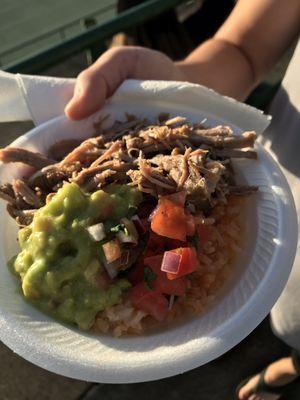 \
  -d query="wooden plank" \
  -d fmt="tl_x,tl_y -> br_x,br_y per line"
0,0 -> 117,56
1,5 -> 116,66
